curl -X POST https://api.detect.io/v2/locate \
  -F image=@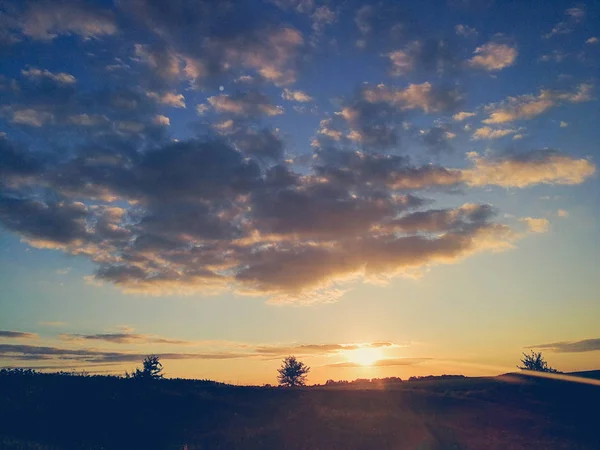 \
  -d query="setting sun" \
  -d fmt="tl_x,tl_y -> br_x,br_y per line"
347,347 -> 384,366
